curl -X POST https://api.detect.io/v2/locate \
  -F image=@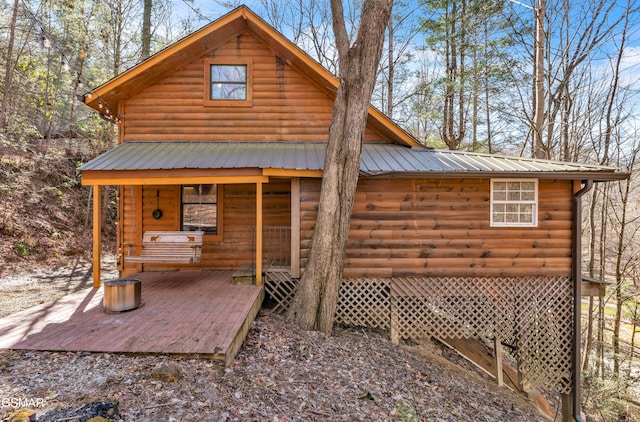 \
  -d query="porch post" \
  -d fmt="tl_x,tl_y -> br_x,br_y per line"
291,177 -> 300,278
255,181 -> 263,285
92,185 -> 102,287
